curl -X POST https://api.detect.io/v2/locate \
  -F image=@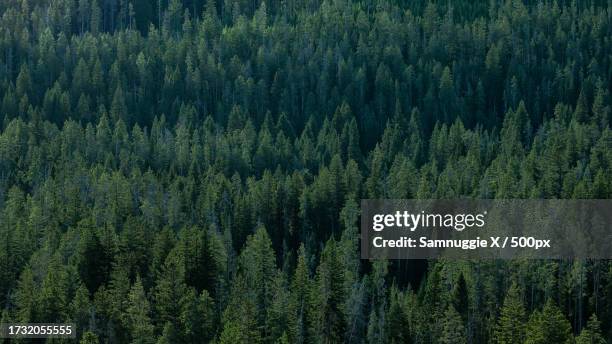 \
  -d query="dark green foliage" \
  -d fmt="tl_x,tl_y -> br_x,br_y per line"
576,315 -> 606,344
0,0 -> 610,342
126,277 -> 155,343
77,220 -> 115,293
525,299 -> 573,344
494,282 -> 526,344
80,331 -> 100,344
386,285 -> 411,344
440,305 -> 467,344
452,273 -> 469,321
310,239 -> 347,343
